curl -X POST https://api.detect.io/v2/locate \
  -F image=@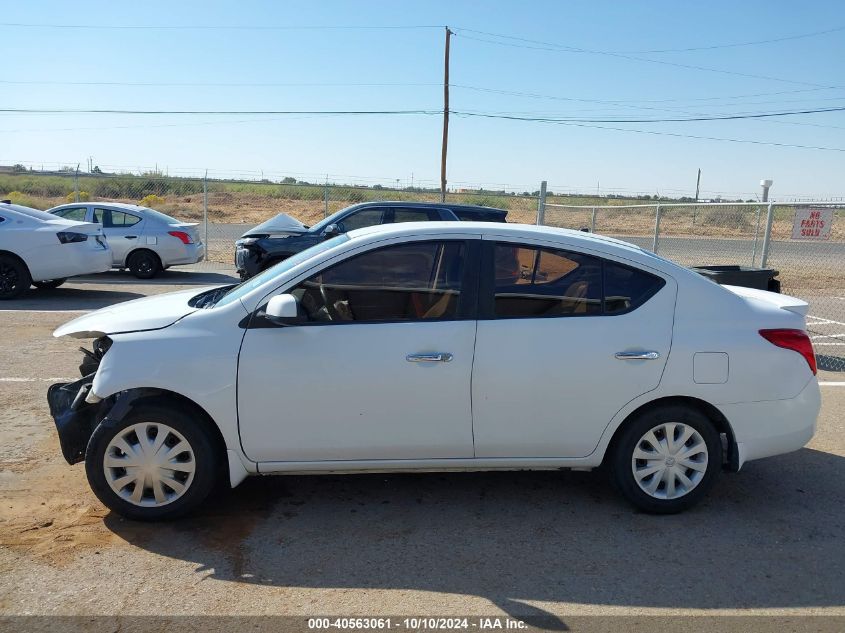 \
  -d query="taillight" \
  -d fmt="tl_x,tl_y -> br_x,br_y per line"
168,231 -> 193,244
759,329 -> 817,375
56,231 -> 88,244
